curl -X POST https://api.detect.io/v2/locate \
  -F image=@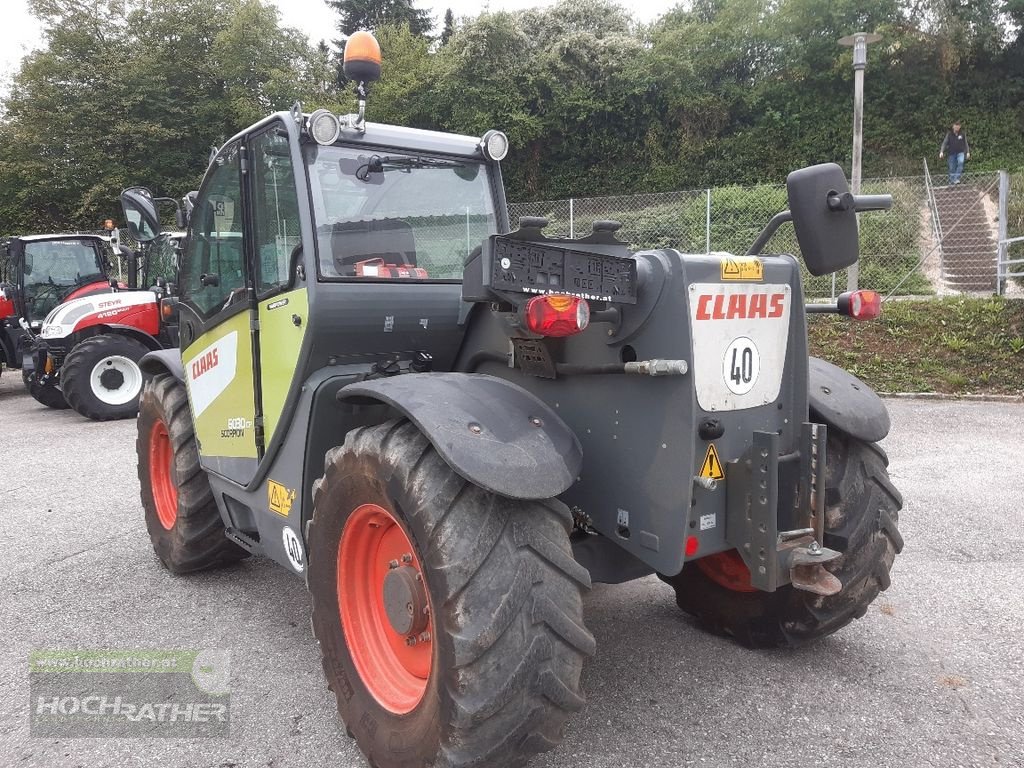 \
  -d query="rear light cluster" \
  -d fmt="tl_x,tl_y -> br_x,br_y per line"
838,289 -> 881,321
524,294 -> 590,337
